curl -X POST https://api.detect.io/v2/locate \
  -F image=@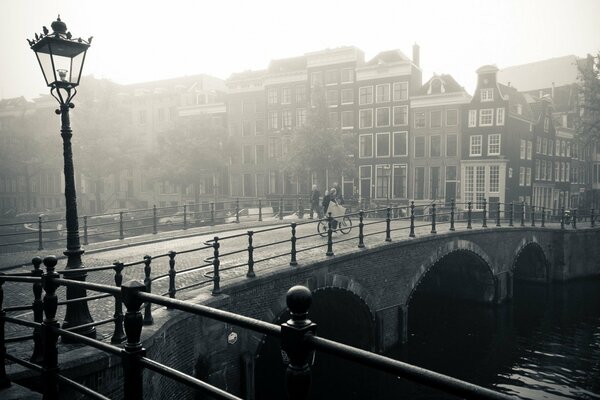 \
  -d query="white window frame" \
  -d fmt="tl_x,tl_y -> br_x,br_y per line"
392,131 -> 408,157
359,86 -> 373,105
480,88 -> 494,102
376,84 -> 391,103
325,69 -> 338,86
527,141 -> 532,160
393,82 -> 408,101
414,136 -> 426,158
281,87 -> 291,104
341,88 -> 354,104
359,165 -> 372,199
392,164 -> 408,199
470,135 -> 482,156
359,109 -> 373,129
341,68 -> 353,84
430,135 -> 442,157
376,107 -> 391,127
479,109 -> 494,126
496,107 -> 505,126
359,134 -> 373,158
341,111 -> 354,130
488,134 -> 501,155
414,111 -> 426,128
393,105 -> 408,126
430,110 -> 442,128
520,139 -> 526,159
446,109 -> 458,126
375,132 -> 391,158
468,110 -> 477,127
296,108 -> 306,127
